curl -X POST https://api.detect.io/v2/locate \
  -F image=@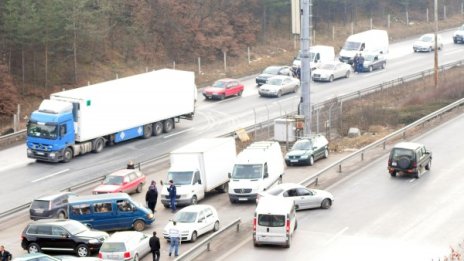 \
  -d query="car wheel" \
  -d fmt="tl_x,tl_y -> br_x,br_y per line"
213,221 -> 220,232
321,198 -> 332,209
134,254 -> 139,261
390,171 -> 397,177
133,220 -> 145,231
368,66 -> 373,72
58,211 -> 66,219
308,156 -> 314,166
63,148 -> 73,163
345,70 -> 350,78
28,243 -> 41,253
142,124 -> 152,139
429,46 -> 433,52
219,94 -> 225,100
153,122 -> 163,136
398,157 -> 411,169
294,220 -> 298,230
381,62 -> 386,69
425,160 -> 431,170
324,148 -> 329,159
191,231 -> 198,242
285,236 -> 291,248
237,90 -> 243,96
191,195 -> 198,205
414,171 -> 420,179
163,204 -> 170,209
136,183 -> 143,193
293,85 -> 298,93
229,198 -> 236,204
163,118 -> 174,133
76,244 -> 90,257
329,75 -> 334,82
276,91 -> 282,97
